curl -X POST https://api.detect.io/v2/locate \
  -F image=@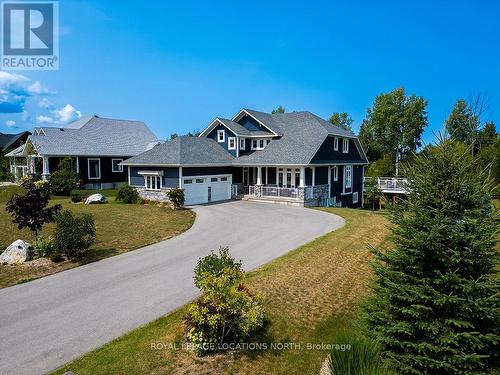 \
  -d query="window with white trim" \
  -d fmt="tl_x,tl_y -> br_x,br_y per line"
344,165 -> 352,190
251,138 -> 270,150
333,165 -> 338,181
145,175 -> 161,190
196,178 -> 204,183
228,137 -> 236,150
334,137 -> 339,151
217,129 -> 225,143
353,191 -> 358,204
239,138 -> 246,150
88,158 -> 101,180
111,158 -> 123,172
343,138 -> 349,153
184,179 -> 193,184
